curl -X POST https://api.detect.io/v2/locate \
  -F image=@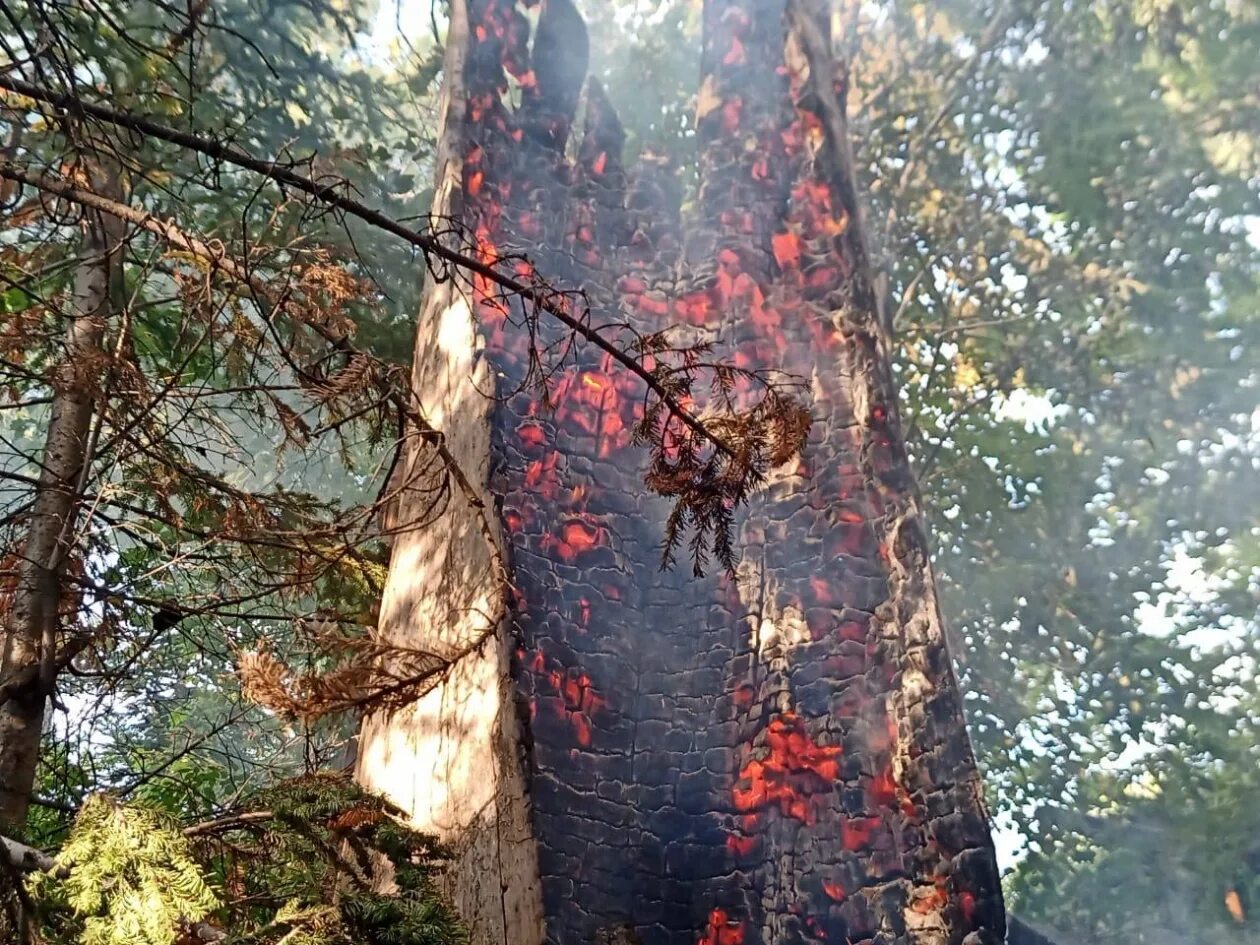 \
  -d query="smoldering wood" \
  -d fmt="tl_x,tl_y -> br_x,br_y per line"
359,2 -> 1006,945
